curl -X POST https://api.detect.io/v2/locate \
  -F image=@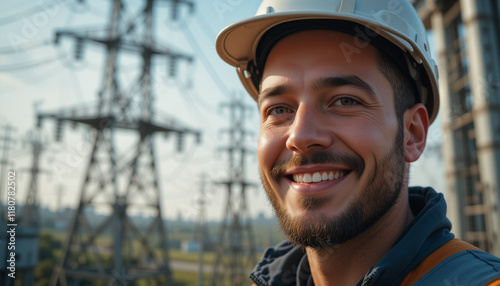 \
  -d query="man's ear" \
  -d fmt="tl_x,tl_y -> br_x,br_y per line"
403,103 -> 429,162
